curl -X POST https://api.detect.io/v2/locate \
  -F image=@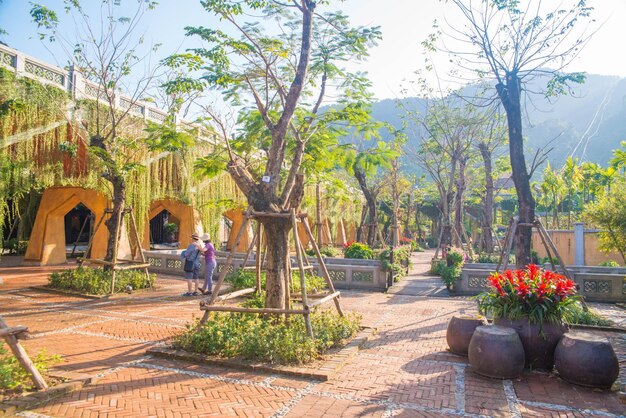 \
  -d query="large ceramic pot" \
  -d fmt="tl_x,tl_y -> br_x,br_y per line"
555,332 -> 619,389
446,316 -> 486,356
495,318 -> 567,370
468,325 -> 525,379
